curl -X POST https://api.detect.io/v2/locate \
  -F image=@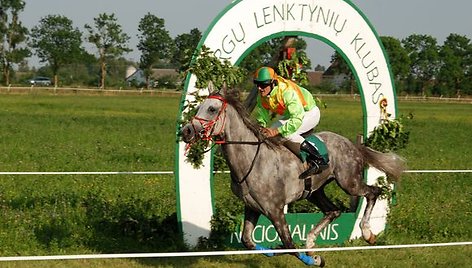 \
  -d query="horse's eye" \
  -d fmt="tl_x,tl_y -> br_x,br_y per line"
208,106 -> 217,113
